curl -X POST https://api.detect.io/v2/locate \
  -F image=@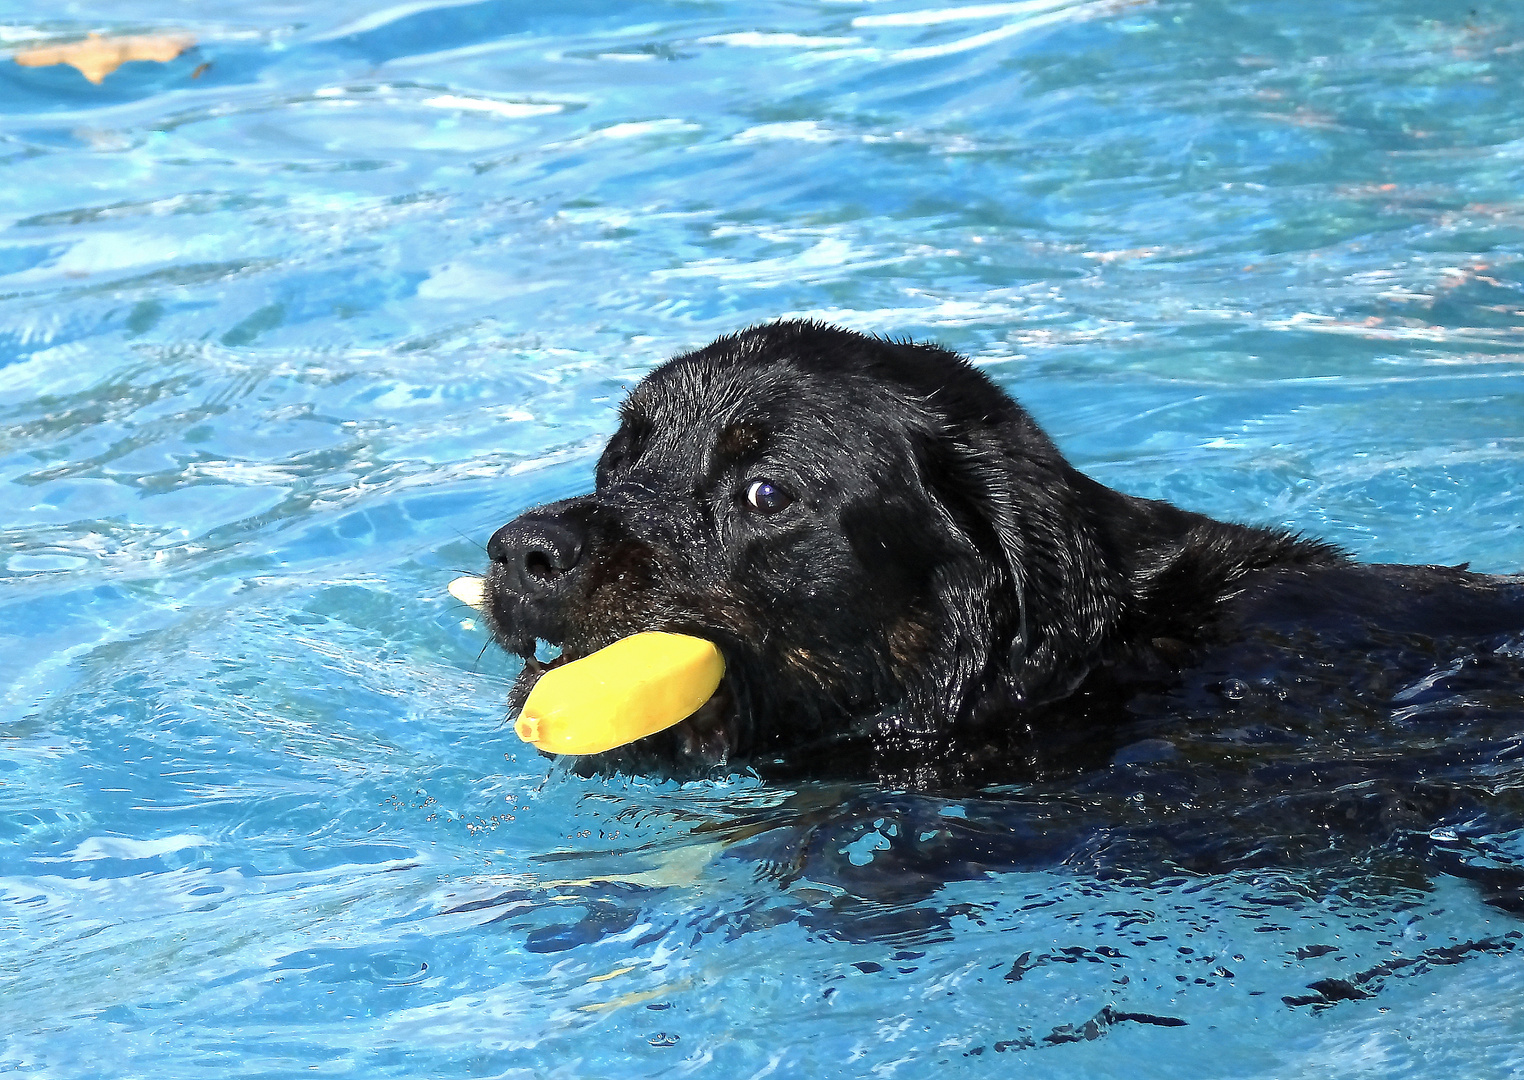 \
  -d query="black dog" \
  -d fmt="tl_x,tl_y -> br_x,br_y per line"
478,321 -> 1524,796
